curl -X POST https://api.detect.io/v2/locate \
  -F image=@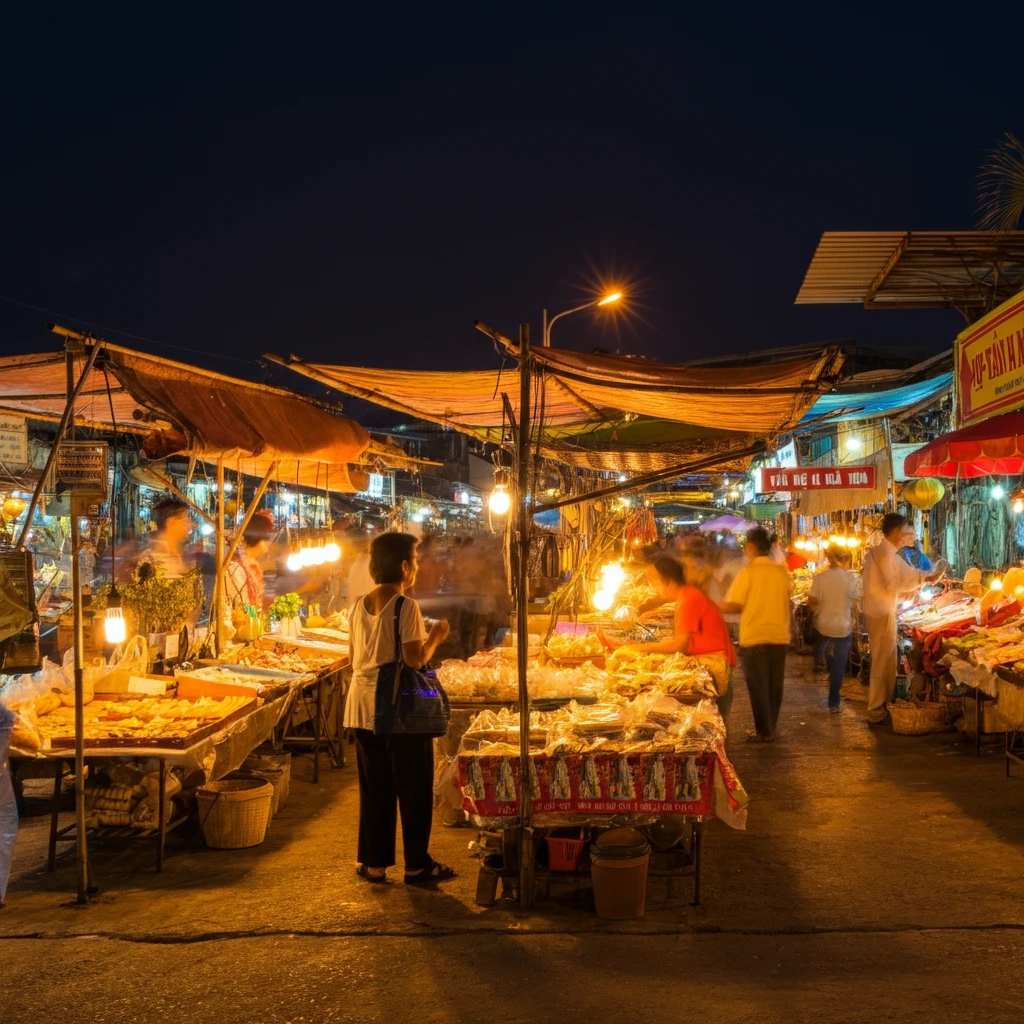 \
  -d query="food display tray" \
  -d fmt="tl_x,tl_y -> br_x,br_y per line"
49,697 -> 258,749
